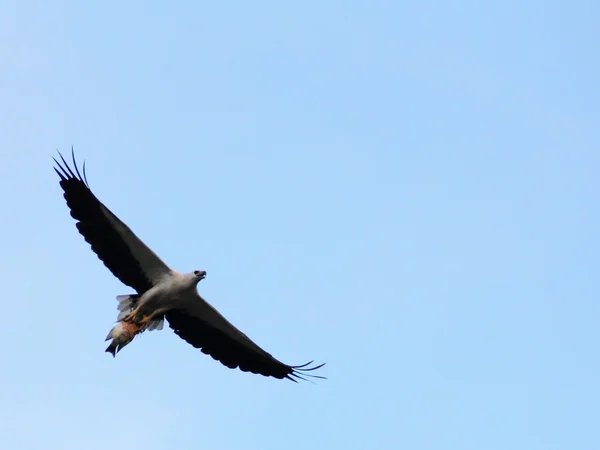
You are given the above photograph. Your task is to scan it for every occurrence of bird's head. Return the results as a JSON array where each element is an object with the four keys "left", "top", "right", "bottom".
[{"left": 192, "top": 270, "right": 207, "bottom": 283}]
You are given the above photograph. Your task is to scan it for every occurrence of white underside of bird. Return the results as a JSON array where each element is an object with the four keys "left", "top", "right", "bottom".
[{"left": 105, "top": 270, "right": 203, "bottom": 356}]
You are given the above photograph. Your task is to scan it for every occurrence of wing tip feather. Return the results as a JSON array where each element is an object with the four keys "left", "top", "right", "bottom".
[
  {"left": 53, "top": 147, "right": 90, "bottom": 187},
  {"left": 287, "top": 361, "right": 327, "bottom": 383}
]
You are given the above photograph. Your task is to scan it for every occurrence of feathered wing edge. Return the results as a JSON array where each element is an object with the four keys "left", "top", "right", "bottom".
[
  {"left": 286, "top": 361, "right": 327, "bottom": 383},
  {"left": 53, "top": 147, "right": 171, "bottom": 294},
  {"left": 166, "top": 309, "right": 326, "bottom": 383},
  {"left": 53, "top": 146, "right": 90, "bottom": 188}
]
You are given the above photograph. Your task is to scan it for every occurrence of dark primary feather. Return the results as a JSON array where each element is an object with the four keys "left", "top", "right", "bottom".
[
  {"left": 53, "top": 148, "right": 154, "bottom": 294},
  {"left": 166, "top": 310, "right": 326, "bottom": 382}
]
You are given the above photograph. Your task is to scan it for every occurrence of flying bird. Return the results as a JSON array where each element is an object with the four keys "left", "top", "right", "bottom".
[{"left": 53, "top": 149, "right": 325, "bottom": 382}]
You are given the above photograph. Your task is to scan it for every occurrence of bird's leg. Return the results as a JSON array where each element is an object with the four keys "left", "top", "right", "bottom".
[
  {"left": 122, "top": 304, "right": 147, "bottom": 324},
  {"left": 122, "top": 306, "right": 155, "bottom": 328},
  {"left": 138, "top": 314, "right": 154, "bottom": 326}
]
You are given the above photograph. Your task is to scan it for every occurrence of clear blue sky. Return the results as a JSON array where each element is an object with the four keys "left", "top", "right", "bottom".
[{"left": 1, "top": 1, "right": 599, "bottom": 449}]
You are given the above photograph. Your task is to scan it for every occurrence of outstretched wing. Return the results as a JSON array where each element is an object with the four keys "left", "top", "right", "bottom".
[
  {"left": 54, "top": 148, "right": 173, "bottom": 294},
  {"left": 166, "top": 293, "right": 325, "bottom": 382}
]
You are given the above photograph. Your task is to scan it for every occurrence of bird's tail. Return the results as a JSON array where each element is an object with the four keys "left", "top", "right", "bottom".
[
  {"left": 115, "top": 294, "right": 164, "bottom": 331},
  {"left": 116, "top": 294, "right": 140, "bottom": 321}
]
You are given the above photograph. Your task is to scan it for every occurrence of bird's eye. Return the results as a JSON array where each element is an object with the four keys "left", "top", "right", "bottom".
[{"left": 194, "top": 270, "right": 200, "bottom": 276}]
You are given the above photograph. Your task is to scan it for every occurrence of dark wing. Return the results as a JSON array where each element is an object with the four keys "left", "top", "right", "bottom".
[
  {"left": 54, "top": 148, "right": 173, "bottom": 294},
  {"left": 166, "top": 293, "right": 325, "bottom": 382}
]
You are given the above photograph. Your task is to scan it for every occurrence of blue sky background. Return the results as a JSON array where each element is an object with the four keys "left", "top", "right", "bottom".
[{"left": 1, "top": 1, "right": 599, "bottom": 449}]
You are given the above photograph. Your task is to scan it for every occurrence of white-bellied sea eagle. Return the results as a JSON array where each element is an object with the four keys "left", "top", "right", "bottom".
[{"left": 53, "top": 149, "right": 325, "bottom": 383}]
